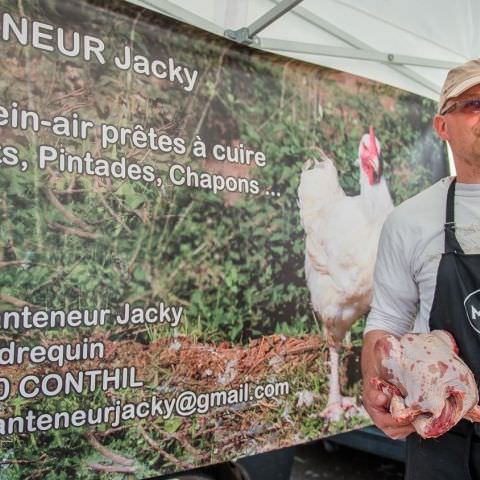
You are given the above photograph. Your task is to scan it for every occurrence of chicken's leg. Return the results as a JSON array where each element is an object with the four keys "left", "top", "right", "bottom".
[{"left": 321, "top": 346, "right": 356, "bottom": 421}]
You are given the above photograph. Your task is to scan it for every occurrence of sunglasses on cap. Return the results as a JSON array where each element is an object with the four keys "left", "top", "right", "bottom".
[{"left": 441, "top": 98, "right": 480, "bottom": 115}]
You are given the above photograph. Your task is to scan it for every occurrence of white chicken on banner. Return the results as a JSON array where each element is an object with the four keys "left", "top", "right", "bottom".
[{"left": 298, "top": 127, "right": 393, "bottom": 420}]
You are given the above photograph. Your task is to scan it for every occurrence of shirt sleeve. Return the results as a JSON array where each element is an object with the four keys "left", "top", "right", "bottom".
[{"left": 364, "top": 212, "right": 419, "bottom": 337}]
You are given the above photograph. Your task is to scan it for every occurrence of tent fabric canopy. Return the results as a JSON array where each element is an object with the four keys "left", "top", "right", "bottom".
[{"left": 124, "top": 0, "right": 476, "bottom": 102}]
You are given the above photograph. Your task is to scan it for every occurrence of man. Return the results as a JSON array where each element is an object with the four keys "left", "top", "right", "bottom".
[{"left": 362, "top": 58, "right": 480, "bottom": 479}]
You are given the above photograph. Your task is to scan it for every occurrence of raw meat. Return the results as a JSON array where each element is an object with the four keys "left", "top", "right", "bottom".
[{"left": 371, "top": 330, "right": 480, "bottom": 438}]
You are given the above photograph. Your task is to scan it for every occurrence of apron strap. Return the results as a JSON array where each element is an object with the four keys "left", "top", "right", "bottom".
[{"left": 445, "top": 178, "right": 464, "bottom": 254}]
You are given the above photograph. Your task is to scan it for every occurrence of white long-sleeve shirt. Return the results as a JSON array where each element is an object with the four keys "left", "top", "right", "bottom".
[{"left": 365, "top": 177, "right": 480, "bottom": 337}]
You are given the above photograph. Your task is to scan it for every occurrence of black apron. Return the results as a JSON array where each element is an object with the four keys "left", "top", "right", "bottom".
[{"left": 406, "top": 179, "right": 480, "bottom": 480}]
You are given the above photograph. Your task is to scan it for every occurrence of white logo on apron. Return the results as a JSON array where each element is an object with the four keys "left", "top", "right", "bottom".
[{"left": 464, "top": 289, "right": 480, "bottom": 334}]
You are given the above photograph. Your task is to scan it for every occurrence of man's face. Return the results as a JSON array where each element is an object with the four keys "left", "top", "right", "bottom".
[{"left": 434, "top": 84, "right": 480, "bottom": 169}]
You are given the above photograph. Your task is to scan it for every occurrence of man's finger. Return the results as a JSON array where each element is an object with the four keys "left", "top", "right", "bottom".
[
  {"left": 370, "top": 410, "right": 416, "bottom": 435},
  {"left": 365, "top": 401, "right": 414, "bottom": 430}
]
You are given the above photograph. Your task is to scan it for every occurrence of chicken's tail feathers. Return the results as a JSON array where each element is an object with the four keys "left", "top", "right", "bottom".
[
  {"left": 302, "top": 147, "right": 332, "bottom": 170},
  {"left": 298, "top": 152, "right": 344, "bottom": 230},
  {"left": 301, "top": 158, "right": 319, "bottom": 172}
]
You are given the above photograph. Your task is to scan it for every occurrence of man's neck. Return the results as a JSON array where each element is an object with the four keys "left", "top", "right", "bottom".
[{"left": 454, "top": 160, "right": 480, "bottom": 184}]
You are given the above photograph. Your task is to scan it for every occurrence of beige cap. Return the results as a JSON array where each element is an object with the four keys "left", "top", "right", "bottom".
[{"left": 438, "top": 59, "right": 480, "bottom": 114}]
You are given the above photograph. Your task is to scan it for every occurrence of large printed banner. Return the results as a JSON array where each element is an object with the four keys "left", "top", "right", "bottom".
[{"left": 0, "top": 0, "right": 447, "bottom": 478}]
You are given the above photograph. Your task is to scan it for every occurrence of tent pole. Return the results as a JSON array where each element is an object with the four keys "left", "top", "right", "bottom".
[
  {"left": 225, "top": 0, "right": 303, "bottom": 44},
  {"left": 248, "top": 0, "right": 303, "bottom": 37},
  {"left": 260, "top": 39, "right": 457, "bottom": 70}
]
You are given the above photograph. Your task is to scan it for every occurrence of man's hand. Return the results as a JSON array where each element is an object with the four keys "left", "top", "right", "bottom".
[
  {"left": 361, "top": 330, "right": 415, "bottom": 439},
  {"left": 363, "top": 378, "right": 415, "bottom": 439}
]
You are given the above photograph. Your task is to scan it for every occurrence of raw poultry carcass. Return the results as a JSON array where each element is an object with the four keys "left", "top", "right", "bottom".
[
  {"left": 298, "top": 127, "right": 393, "bottom": 420},
  {"left": 372, "top": 330, "right": 480, "bottom": 438}
]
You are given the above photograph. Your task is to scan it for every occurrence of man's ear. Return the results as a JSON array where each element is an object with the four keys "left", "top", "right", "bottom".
[{"left": 433, "top": 114, "right": 448, "bottom": 141}]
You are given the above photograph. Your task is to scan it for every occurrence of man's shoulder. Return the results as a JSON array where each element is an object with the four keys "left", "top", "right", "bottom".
[{"left": 385, "top": 177, "right": 450, "bottom": 231}]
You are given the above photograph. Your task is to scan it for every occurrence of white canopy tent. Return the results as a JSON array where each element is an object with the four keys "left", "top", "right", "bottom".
[
  {"left": 123, "top": 0, "right": 477, "bottom": 100},
  {"left": 124, "top": 0, "right": 474, "bottom": 171}
]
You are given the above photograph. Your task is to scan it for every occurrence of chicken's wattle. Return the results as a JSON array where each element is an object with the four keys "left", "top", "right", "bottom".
[
  {"left": 359, "top": 126, "right": 382, "bottom": 185},
  {"left": 372, "top": 330, "right": 480, "bottom": 438}
]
